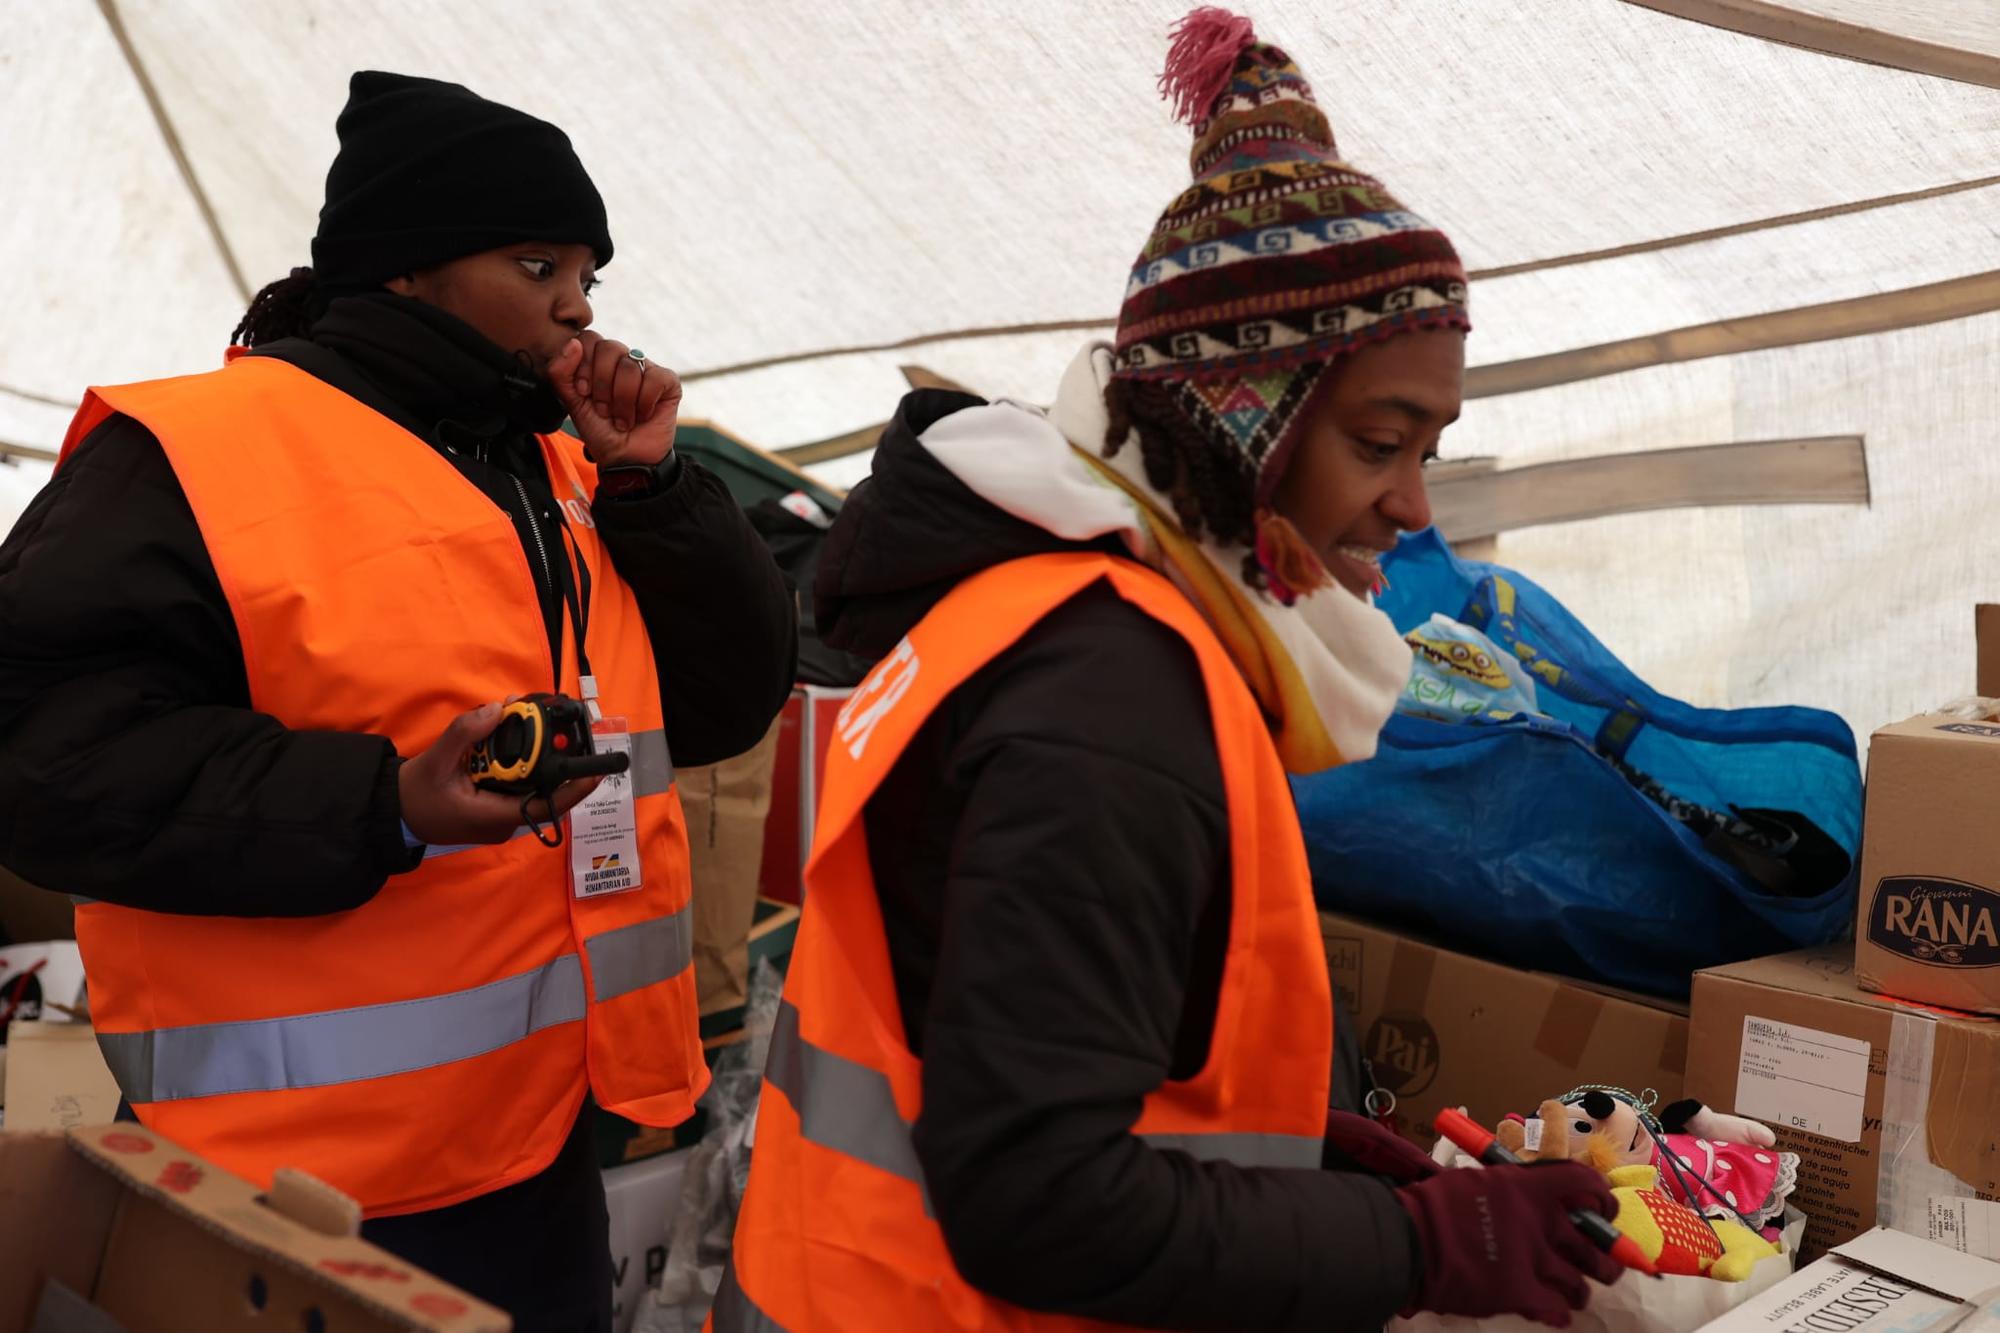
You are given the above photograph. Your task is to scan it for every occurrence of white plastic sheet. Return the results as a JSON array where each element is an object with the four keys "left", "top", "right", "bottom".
[{"left": 4, "top": 0, "right": 1999, "bottom": 743}]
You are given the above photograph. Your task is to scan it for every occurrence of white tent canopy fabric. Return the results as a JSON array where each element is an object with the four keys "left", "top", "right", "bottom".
[{"left": 5, "top": 0, "right": 1999, "bottom": 746}]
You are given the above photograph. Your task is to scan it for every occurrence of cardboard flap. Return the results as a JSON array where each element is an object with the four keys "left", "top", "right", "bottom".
[
  {"left": 66, "top": 1125, "right": 507, "bottom": 1332},
  {"left": 1835, "top": 1227, "right": 2000, "bottom": 1302},
  {"left": 267, "top": 1168, "right": 362, "bottom": 1239}
]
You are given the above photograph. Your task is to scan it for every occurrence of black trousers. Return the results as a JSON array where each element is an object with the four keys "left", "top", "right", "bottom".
[{"left": 363, "top": 1107, "right": 613, "bottom": 1333}]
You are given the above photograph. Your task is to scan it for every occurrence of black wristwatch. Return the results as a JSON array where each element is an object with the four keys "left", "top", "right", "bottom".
[{"left": 595, "top": 451, "right": 683, "bottom": 500}]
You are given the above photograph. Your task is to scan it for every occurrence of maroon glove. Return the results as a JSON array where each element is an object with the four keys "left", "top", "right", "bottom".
[
  {"left": 1397, "top": 1161, "right": 1627, "bottom": 1328},
  {"left": 1323, "top": 1110, "right": 1440, "bottom": 1183}
]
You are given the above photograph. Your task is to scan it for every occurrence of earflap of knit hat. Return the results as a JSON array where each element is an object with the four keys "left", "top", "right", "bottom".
[
  {"left": 1167, "top": 363, "right": 1326, "bottom": 495},
  {"left": 312, "top": 71, "right": 613, "bottom": 287}
]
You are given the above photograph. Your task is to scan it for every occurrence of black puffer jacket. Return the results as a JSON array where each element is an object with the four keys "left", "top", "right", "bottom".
[
  {"left": 814, "top": 390, "right": 1419, "bottom": 1332},
  {"left": 0, "top": 294, "right": 798, "bottom": 917}
]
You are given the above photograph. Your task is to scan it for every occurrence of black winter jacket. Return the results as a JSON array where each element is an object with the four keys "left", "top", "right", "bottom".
[
  {"left": 0, "top": 293, "right": 798, "bottom": 917},
  {"left": 814, "top": 390, "right": 1419, "bottom": 1332}
]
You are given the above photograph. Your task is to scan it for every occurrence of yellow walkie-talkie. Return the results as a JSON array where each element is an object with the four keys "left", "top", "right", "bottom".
[{"left": 466, "top": 693, "right": 628, "bottom": 846}]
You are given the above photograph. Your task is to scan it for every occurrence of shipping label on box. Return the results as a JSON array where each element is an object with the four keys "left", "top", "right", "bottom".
[
  {"left": 1926, "top": 1198, "right": 2000, "bottom": 1263},
  {"left": 1735, "top": 1015, "right": 1871, "bottom": 1143},
  {"left": 1688, "top": 947, "right": 2000, "bottom": 1264},
  {"left": 1855, "top": 715, "right": 2000, "bottom": 1015},
  {"left": 1320, "top": 913, "right": 1688, "bottom": 1147}
]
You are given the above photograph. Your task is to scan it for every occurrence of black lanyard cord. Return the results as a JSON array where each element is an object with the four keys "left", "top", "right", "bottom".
[{"left": 552, "top": 515, "right": 593, "bottom": 690}]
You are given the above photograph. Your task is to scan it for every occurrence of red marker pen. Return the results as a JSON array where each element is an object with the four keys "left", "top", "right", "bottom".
[{"left": 1434, "top": 1107, "right": 1660, "bottom": 1279}]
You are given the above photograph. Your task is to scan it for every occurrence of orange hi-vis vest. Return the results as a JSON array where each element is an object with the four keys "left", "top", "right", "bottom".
[
  {"left": 713, "top": 552, "right": 1334, "bottom": 1332},
  {"left": 60, "top": 355, "right": 707, "bottom": 1217}
]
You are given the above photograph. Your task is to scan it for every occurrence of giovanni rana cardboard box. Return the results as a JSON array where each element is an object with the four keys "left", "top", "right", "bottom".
[
  {"left": 1855, "top": 713, "right": 2000, "bottom": 1014},
  {"left": 1319, "top": 912, "right": 1688, "bottom": 1146},
  {"left": 1687, "top": 946, "right": 2000, "bottom": 1264},
  {"left": 0, "top": 1123, "right": 505, "bottom": 1333}
]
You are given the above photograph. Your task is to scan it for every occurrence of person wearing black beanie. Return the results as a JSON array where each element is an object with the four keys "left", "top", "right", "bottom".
[{"left": 0, "top": 71, "right": 799, "bottom": 1332}]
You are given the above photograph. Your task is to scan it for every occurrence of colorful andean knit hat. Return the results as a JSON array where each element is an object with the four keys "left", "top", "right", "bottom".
[{"left": 1113, "top": 9, "right": 1470, "bottom": 503}]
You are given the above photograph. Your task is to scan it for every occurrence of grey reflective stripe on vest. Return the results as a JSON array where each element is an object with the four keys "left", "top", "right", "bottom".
[
  {"left": 96, "top": 953, "right": 587, "bottom": 1104},
  {"left": 584, "top": 905, "right": 693, "bottom": 1002},
  {"left": 628, "top": 728, "right": 675, "bottom": 799},
  {"left": 762, "top": 1002, "right": 1319, "bottom": 1196},
  {"left": 423, "top": 828, "right": 536, "bottom": 860},
  {"left": 422, "top": 727, "right": 674, "bottom": 861},
  {"left": 710, "top": 1257, "right": 791, "bottom": 1333},
  {"left": 1138, "top": 1130, "right": 1323, "bottom": 1168},
  {"left": 765, "top": 1000, "right": 929, "bottom": 1198}
]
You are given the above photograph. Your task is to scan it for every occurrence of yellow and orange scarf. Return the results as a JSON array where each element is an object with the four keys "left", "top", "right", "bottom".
[{"left": 917, "top": 343, "right": 1411, "bottom": 774}]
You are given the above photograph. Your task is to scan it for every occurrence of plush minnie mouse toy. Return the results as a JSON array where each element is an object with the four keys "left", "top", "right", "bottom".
[{"left": 1509, "top": 1086, "right": 1798, "bottom": 1235}]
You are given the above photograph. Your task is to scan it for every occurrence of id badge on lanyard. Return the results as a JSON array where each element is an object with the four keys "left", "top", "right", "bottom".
[{"left": 568, "top": 675, "right": 643, "bottom": 897}]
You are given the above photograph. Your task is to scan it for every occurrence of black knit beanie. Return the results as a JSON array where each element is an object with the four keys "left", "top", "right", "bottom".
[{"left": 310, "top": 71, "right": 613, "bottom": 288}]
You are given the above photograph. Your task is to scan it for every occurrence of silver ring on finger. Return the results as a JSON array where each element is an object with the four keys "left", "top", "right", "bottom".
[{"left": 626, "top": 347, "right": 647, "bottom": 367}]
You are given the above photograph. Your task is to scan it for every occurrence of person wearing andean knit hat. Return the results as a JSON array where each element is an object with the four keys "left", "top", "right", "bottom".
[
  {"left": 715, "top": 10, "right": 1624, "bottom": 1333},
  {"left": 0, "top": 71, "right": 797, "bottom": 1331}
]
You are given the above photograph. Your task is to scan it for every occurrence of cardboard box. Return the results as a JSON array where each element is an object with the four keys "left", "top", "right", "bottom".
[
  {"left": 697, "top": 897, "right": 800, "bottom": 1052},
  {"left": 1319, "top": 912, "right": 1689, "bottom": 1148},
  {"left": 1977, "top": 603, "right": 2000, "bottom": 699},
  {"left": 1686, "top": 946, "right": 2000, "bottom": 1263},
  {"left": 605, "top": 1147, "right": 692, "bottom": 1333},
  {"left": 758, "top": 686, "right": 851, "bottom": 906},
  {"left": 682, "top": 715, "right": 782, "bottom": 1017},
  {"left": 0, "top": 1123, "right": 505, "bottom": 1333},
  {"left": 1700, "top": 1226, "right": 2000, "bottom": 1333},
  {"left": 2, "top": 1021, "right": 119, "bottom": 1131},
  {"left": 1854, "top": 714, "right": 2000, "bottom": 1015}
]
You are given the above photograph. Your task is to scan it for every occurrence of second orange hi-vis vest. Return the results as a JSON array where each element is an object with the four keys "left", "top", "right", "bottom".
[
  {"left": 713, "top": 551, "right": 1333, "bottom": 1331},
  {"left": 60, "top": 355, "right": 707, "bottom": 1216}
]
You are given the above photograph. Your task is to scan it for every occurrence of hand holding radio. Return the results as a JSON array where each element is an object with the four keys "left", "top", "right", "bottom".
[{"left": 399, "top": 700, "right": 611, "bottom": 850}]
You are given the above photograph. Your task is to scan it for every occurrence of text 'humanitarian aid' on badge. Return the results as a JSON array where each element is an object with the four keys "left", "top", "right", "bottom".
[
  {"left": 570, "top": 723, "right": 641, "bottom": 897},
  {"left": 1736, "top": 1016, "right": 1870, "bottom": 1143}
]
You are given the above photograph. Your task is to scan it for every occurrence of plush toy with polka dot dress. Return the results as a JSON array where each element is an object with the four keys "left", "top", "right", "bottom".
[{"left": 1493, "top": 1090, "right": 1796, "bottom": 1282}]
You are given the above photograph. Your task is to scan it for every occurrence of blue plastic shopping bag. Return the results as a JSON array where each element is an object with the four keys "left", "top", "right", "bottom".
[{"left": 1294, "top": 529, "right": 1861, "bottom": 997}]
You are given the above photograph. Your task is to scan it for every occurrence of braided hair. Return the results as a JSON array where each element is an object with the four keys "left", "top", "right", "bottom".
[
  {"left": 231, "top": 267, "right": 323, "bottom": 348},
  {"left": 1103, "top": 376, "right": 1273, "bottom": 591},
  {"left": 1102, "top": 377, "right": 1260, "bottom": 546}
]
